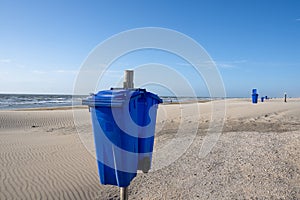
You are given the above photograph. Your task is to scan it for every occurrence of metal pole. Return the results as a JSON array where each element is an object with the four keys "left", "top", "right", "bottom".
[
  {"left": 119, "top": 69, "right": 133, "bottom": 200},
  {"left": 120, "top": 187, "right": 128, "bottom": 200},
  {"left": 123, "top": 70, "right": 134, "bottom": 89}
]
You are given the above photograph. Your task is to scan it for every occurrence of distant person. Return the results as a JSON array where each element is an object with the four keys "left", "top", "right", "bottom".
[{"left": 284, "top": 93, "right": 287, "bottom": 103}]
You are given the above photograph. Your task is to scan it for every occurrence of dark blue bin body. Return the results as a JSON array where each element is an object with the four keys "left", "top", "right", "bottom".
[
  {"left": 261, "top": 97, "right": 264, "bottom": 102},
  {"left": 252, "top": 88, "right": 258, "bottom": 104},
  {"left": 135, "top": 93, "right": 162, "bottom": 172},
  {"left": 83, "top": 89, "right": 162, "bottom": 187},
  {"left": 252, "top": 94, "right": 258, "bottom": 104}
]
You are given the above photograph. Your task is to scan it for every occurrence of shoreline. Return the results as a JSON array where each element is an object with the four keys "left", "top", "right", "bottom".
[{"left": 1, "top": 97, "right": 298, "bottom": 112}]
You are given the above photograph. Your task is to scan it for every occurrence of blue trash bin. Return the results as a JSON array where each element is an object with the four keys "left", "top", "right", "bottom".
[
  {"left": 83, "top": 88, "right": 162, "bottom": 187},
  {"left": 252, "top": 94, "right": 258, "bottom": 104},
  {"left": 251, "top": 88, "right": 258, "bottom": 104},
  {"left": 261, "top": 97, "right": 264, "bottom": 102}
]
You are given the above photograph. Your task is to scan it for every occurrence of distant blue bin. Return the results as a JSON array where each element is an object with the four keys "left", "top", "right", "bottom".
[
  {"left": 261, "top": 97, "right": 264, "bottom": 102},
  {"left": 83, "top": 89, "right": 162, "bottom": 187},
  {"left": 252, "top": 94, "right": 258, "bottom": 104},
  {"left": 251, "top": 88, "right": 258, "bottom": 104}
]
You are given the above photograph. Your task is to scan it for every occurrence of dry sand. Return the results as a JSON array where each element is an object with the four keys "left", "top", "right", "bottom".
[{"left": 1, "top": 98, "right": 300, "bottom": 199}]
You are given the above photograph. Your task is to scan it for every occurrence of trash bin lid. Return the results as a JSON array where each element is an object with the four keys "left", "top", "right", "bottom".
[{"left": 82, "top": 89, "right": 162, "bottom": 107}]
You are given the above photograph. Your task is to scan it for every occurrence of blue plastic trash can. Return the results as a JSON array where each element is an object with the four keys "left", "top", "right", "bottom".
[
  {"left": 251, "top": 88, "right": 258, "bottom": 104},
  {"left": 252, "top": 94, "right": 258, "bottom": 104},
  {"left": 83, "top": 89, "right": 162, "bottom": 187}
]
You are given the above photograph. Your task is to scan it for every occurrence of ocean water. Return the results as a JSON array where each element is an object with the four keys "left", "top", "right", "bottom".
[
  {"left": 0, "top": 94, "right": 87, "bottom": 110},
  {"left": 0, "top": 94, "right": 216, "bottom": 110}
]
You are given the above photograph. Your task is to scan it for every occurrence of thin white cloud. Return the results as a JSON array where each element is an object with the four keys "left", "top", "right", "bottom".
[
  {"left": 177, "top": 60, "right": 216, "bottom": 66},
  {"left": 101, "top": 70, "right": 124, "bottom": 78},
  {"left": 217, "top": 60, "right": 247, "bottom": 64},
  {"left": 32, "top": 69, "right": 79, "bottom": 74},
  {"left": 32, "top": 70, "right": 46, "bottom": 74},
  {"left": 176, "top": 62, "right": 192, "bottom": 67},
  {"left": 16, "top": 64, "right": 25, "bottom": 68},
  {"left": 218, "top": 60, "right": 247, "bottom": 69},
  {"left": 296, "top": 18, "right": 300, "bottom": 21},
  {"left": 218, "top": 63, "right": 236, "bottom": 69},
  {"left": 0, "top": 59, "right": 11, "bottom": 63},
  {"left": 176, "top": 60, "right": 247, "bottom": 69},
  {"left": 53, "top": 70, "right": 78, "bottom": 74},
  {"left": 231, "top": 60, "right": 247, "bottom": 64}
]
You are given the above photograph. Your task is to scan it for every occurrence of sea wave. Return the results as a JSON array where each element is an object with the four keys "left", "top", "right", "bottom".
[{"left": 0, "top": 94, "right": 86, "bottom": 110}]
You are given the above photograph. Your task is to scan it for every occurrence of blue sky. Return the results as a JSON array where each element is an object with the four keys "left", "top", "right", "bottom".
[{"left": 0, "top": 0, "right": 300, "bottom": 97}]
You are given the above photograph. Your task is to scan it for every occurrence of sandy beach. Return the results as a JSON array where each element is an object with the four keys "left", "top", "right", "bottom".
[{"left": 1, "top": 98, "right": 300, "bottom": 199}]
